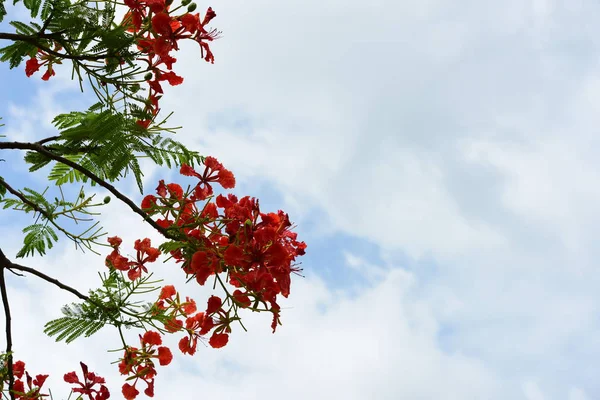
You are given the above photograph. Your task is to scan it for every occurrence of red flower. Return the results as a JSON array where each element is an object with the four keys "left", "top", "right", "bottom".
[
  {"left": 178, "top": 336, "right": 196, "bottom": 355},
  {"left": 142, "top": 330, "right": 162, "bottom": 346},
  {"left": 157, "top": 346, "right": 173, "bottom": 365},
  {"left": 156, "top": 218, "right": 173, "bottom": 228},
  {"left": 122, "top": 382, "right": 139, "bottom": 400},
  {"left": 64, "top": 362, "right": 110, "bottom": 400},
  {"left": 63, "top": 371, "right": 78, "bottom": 383},
  {"left": 190, "top": 250, "right": 220, "bottom": 285},
  {"left": 180, "top": 13, "right": 200, "bottom": 33},
  {"left": 217, "top": 168, "right": 236, "bottom": 189},
  {"left": 13, "top": 360, "right": 25, "bottom": 378},
  {"left": 202, "top": 7, "right": 217, "bottom": 26},
  {"left": 200, "top": 202, "right": 218, "bottom": 219},
  {"left": 41, "top": 66, "right": 55, "bottom": 81},
  {"left": 143, "top": 380, "right": 155, "bottom": 397},
  {"left": 106, "top": 250, "right": 130, "bottom": 271},
  {"left": 180, "top": 163, "right": 201, "bottom": 178},
  {"left": 161, "top": 71, "right": 183, "bottom": 86},
  {"left": 25, "top": 58, "right": 41, "bottom": 77},
  {"left": 159, "top": 285, "right": 176, "bottom": 300},
  {"left": 208, "top": 332, "right": 229, "bottom": 348},
  {"left": 182, "top": 297, "right": 197, "bottom": 315},
  {"left": 141, "top": 194, "right": 157, "bottom": 210},
  {"left": 233, "top": 290, "right": 251, "bottom": 308},
  {"left": 145, "top": 0, "right": 166, "bottom": 13},
  {"left": 136, "top": 119, "right": 152, "bottom": 129},
  {"left": 164, "top": 317, "right": 183, "bottom": 332},
  {"left": 13, "top": 380, "right": 24, "bottom": 394},
  {"left": 166, "top": 183, "right": 184, "bottom": 198},
  {"left": 107, "top": 236, "right": 122, "bottom": 248},
  {"left": 151, "top": 12, "right": 173, "bottom": 36},
  {"left": 224, "top": 245, "right": 248, "bottom": 267},
  {"left": 206, "top": 295, "right": 222, "bottom": 315}
]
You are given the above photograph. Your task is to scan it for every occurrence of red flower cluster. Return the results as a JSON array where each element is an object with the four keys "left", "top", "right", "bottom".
[
  {"left": 118, "top": 331, "right": 173, "bottom": 399},
  {"left": 24, "top": 46, "right": 62, "bottom": 80},
  {"left": 143, "top": 156, "right": 306, "bottom": 333},
  {"left": 2, "top": 360, "right": 49, "bottom": 400},
  {"left": 102, "top": 156, "right": 305, "bottom": 398},
  {"left": 24, "top": 0, "right": 220, "bottom": 132},
  {"left": 64, "top": 362, "right": 110, "bottom": 400},
  {"left": 121, "top": 0, "right": 219, "bottom": 127},
  {"left": 154, "top": 286, "right": 229, "bottom": 355},
  {"left": 2, "top": 360, "right": 110, "bottom": 400},
  {"left": 105, "top": 237, "right": 161, "bottom": 280}
]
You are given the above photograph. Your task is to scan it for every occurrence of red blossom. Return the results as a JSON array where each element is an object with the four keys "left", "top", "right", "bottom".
[
  {"left": 141, "top": 194, "right": 157, "bottom": 210},
  {"left": 25, "top": 58, "right": 41, "bottom": 77},
  {"left": 142, "top": 330, "right": 162, "bottom": 346},
  {"left": 157, "top": 347, "right": 173, "bottom": 366},
  {"left": 206, "top": 295, "right": 222, "bottom": 315},
  {"left": 122, "top": 383, "right": 139, "bottom": 400},
  {"left": 151, "top": 12, "right": 173, "bottom": 36},
  {"left": 164, "top": 317, "right": 183, "bottom": 332},
  {"left": 159, "top": 285, "right": 176, "bottom": 300},
  {"left": 64, "top": 362, "right": 110, "bottom": 400},
  {"left": 208, "top": 332, "right": 228, "bottom": 348},
  {"left": 182, "top": 298, "right": 197, "bottom": 315},
  {"left": 107, "top": 236, "right": 122, "bottom": 248},
  {"left": 13, "top": 360, "right": 25, "bottom": 379}
]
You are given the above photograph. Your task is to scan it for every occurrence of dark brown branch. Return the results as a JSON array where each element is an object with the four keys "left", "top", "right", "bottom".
[
  {"left": 4, "top": 262, "right": 90, "bottom": 303},
  {"left": 0, "top": 178, "right": 53, "bottom": 221},
  {"left": 0, "top": 249, "right": 121, "bottom": 321},
  {"left": 35, "top": 136, "right": 60, "bottom": 145},
  {"left": 0, "top": 251, "right": 14, "bottom": 400},
  {"left": 0, "top": 141, "right": 175, "bottom": 240}
]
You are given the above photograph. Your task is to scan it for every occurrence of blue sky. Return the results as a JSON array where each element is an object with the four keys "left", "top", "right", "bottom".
[{"left": 2, "top": 0, "right": 600, "bottom": 399}]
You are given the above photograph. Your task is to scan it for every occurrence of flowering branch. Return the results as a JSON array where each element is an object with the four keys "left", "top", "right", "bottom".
[{"left": 0, "top": 141, "right": 176, "bottom": 240}]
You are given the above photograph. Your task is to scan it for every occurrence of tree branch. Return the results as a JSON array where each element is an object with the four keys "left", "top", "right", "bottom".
[
  {"left": 0, "top": 177, "right": 96, "bottom": 247},
  {"left": 0, "top": 251, "right": 14, "bottom": 400},
  {"left": 0, "top": 248, "right": 123, "bottom": 318},
  {"left": 4, "top": 262, "right": 90, "bottom": 303},
  {"left": 0, "top": 141, "right": 176, "bottom": 240},
  {"left": 0, "top": 178, "right": 53, "bottom": 221}
]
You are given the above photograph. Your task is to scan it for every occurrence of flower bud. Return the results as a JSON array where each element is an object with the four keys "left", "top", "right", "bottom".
[
  {"left": 103, "top": 196, "right": 111, "bottom": 204},
  {"left": 181, "top": 0, "right": 191, "bottom": 5},
  {"left": 144, "top": 72, "right": 153, "bottom": 81},
  {"left": 187, "top": 2, "right": 197, "bottom": 12},
  {"left": 79, "top": 192, "right": 85, "bottom": 199}
]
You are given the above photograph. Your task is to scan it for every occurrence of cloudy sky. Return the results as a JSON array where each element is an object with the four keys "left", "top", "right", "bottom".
[{"left": 2, "top": 0, "right": 600, "bottom": 399}]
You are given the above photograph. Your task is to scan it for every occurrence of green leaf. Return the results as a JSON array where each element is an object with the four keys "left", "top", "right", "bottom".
[
  {"left": 16, "top": 223, "right": 58, "bottom": 258},
  {"left": 0, "top": 0, "right": 6, "bottom": 23},
  {"left": 0, "top": 41, "right": 37, "bottom": 69},
  {"left": 23, "top": 0, "right": 43, "bottom": 18},
  {"left": 48, "top": 153, "right": 85, "bottom": 184},
  {"left": 9, "top": 20, "right": 37, "bottom": 35}
]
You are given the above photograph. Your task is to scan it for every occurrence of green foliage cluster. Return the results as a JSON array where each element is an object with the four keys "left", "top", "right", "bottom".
[
  {"left": 0, "top": 0, "right": 206, "bottom": 258},
  {"left": 44, "top": 269, "right": 166, "bottom": 344}
]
